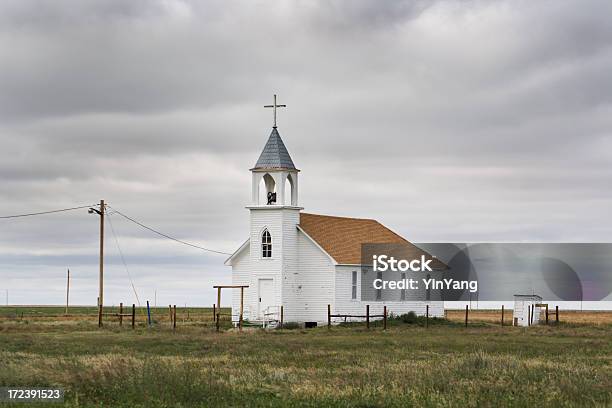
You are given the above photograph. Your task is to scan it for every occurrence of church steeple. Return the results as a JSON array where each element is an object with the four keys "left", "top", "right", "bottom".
[
  {"left": 252, "top": 127, "right": 297, "bottom": 171},
  {"left": 250, "top": 95, "right": 300, "bottom": 207},
  {"left": 250, "top": 127, "right": 299, "bottom": 207}
]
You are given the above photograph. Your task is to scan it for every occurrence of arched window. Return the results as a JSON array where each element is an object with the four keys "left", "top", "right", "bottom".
[
  {"left": 285, "top": 173, "right": 295, "bottom": 205},
  {"left": 261, "top": 229, "right": 272, "bottom": 258}
]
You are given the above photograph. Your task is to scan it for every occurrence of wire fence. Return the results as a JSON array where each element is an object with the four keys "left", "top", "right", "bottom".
[{"left": 0, "top": 305, "right": 231, "bottom": 328}]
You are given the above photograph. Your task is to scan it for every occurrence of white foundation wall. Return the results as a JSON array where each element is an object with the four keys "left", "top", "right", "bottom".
[{"left": 333, "top": 265, "right": 444, "bottom": 322}]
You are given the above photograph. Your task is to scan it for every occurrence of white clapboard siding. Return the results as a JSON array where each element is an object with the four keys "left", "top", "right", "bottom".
[
  {"left": 230, "top": 243, "right": 255, "bottom": 321},
  {"left": 230, "top": 207, "right": 301, "bottom": 322},
  {"left": 288, "top": 229, "right": 335, "bottom": 323},
  {"left": 248, "top": 208, "right": 284, "bottom": 315},
  {"left": 230, "top": 208, "right": 443, "bottom": 324},
  {"left": 280, "top": 209, "right": 301, "bottom": 322},
  {"left": 513, "top": 295, "right": 542, "bottom": 327}
]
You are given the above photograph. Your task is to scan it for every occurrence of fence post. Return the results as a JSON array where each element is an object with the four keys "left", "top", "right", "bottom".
[
  {"left": 239, "top": 287, "right": 244, "bottom": 332},
  {"left": 556, "top": 306, "right": 559, "bottom": 324},
  {"left": 383, "top": 306, "right": 387, "bottom": 331},
  {"left": 216, "top": 287, "right": 221, "bottom": 333},
  {"left": 131, "top": 304, "right": 135, "bottom": 329},
  {"left": 98, "top": 303, "right": 103, "bottom": 328},
  {"left": 280, "top": 305, "right": 284, "bottom": 329},
  {"left": 366, "top": 305, "right": 370, "bottom": 329},
  {"left": 501, "top": 305, "right": 504, "bottom": 327},
  {"left": 213, "top": 304, "right": 216, "bottom": 323},
  {"left": 545, "top": 305, "right": 549, "bottom": 325},
  {"left": 426, "top": 304, "right": 429, "bottom": 328},
  {"left": 465, "top": 305, "right": 468, "bottom": 327},
  {"left": 119, "top": 303, "right": 123, "bottom": 327},
  {"left": 169, "top": 304, "right": 173, "bottom": 327},
  {"left": 173, "top": 305, "right": 177, "bottom": 332},
  {"left": 327, "top": 304, "right": 331, "bottom": 329},
  {"left": 146, "top": 301, "right": 151, "bottom": 327}
]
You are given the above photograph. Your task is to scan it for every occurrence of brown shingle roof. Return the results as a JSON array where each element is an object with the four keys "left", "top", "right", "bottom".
[{"left": 298, "top": 213, "right": 446, "bottom": 268}]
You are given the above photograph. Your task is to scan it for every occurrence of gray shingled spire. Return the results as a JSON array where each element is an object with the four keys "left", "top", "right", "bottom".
[{"left": 253, "top": 128, "right": 297, "bottom": 170}]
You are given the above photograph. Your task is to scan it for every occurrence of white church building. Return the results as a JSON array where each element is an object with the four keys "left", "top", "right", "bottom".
[{"left": 225, "top": 122, "right": 445, "bottom": 326}]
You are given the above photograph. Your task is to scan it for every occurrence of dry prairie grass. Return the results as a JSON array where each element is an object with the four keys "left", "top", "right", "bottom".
[
  {"left": 0, "top": 313, "right": 610, "bottom": 407},
  {"left": 445, "top": 309, "right": 612, "bottom": 325}
]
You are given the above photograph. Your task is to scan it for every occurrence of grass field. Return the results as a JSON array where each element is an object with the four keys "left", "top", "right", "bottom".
[{"left": 0, "top": 307, "right": 610, "bottom": 407}]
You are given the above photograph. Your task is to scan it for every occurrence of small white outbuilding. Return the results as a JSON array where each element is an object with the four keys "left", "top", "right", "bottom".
[{"left": 513, "top": 294, "right": 542, "bottom": 326}]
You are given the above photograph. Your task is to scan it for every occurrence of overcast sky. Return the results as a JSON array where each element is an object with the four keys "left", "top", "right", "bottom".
[{"left": 1, "top": 0, "right": 611, "bottom": 306}]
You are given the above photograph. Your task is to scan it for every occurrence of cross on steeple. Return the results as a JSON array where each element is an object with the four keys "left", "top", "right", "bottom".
[{"left": 264, "top": 94, "right": 286, "bottom": 128}]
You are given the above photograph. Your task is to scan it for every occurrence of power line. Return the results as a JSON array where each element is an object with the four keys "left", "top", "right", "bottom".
[
  {"left": 0, "top": 204, "right": 97, "bottom": 219},
  {"left": 108, "top": 206, "right": 232, "bottom": 256},
  {"left": 106, "top": 212, "right": 142, "bottom": 308}
]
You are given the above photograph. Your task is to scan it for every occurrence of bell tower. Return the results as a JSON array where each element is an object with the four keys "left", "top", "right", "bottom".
[
  {"left": 250, "top": 127, "right": 299, "bottom": 208},
  {"left": 245, "top": 95, "right": 301, "bottom": 320}
]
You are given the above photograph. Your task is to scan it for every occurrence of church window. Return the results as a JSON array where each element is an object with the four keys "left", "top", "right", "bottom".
[
  {"left": 376, "top": 271, "right": 382, "bottom": 300},
  {"left": 400, "top": 272, "right": 406, "bottom": 301},
  {"left": 261, "top": 229, "right": 272, "bottom": 258},
  {"left": 351, "top": 271, "right": 357, "bottom": 299}
]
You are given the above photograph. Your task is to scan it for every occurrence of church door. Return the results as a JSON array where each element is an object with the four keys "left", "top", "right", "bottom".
[{"left": 257, "top": 278, "right": 274, "bottom": 319}]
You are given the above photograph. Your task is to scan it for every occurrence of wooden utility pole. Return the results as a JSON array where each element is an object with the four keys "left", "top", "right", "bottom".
[
  {"left": 65, "top": 268, "right": 70, "bottom": 315},
  {"left": 99, "top": 199, "right": 105, "bottom": 310},
  {"left": 90, "top": 200, "right": 105, "bottom": 327}
]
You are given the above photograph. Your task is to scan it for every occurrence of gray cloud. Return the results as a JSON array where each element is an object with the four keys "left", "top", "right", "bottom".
[{"left": 1, "top": 0, "right": 611, "bottom": 305}]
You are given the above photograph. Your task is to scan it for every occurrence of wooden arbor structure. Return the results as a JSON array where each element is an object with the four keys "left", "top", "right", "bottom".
[
  {"left": 534, "top": 303, "right": 559, "bottom": 325},
  {"left": 213, "top": 285, "right": 249, "bottom": 332}
]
